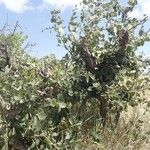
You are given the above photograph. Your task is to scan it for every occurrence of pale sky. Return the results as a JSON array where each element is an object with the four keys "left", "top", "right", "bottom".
[{"left": 0, "top": 0, "right": 150, "bottom": 58}]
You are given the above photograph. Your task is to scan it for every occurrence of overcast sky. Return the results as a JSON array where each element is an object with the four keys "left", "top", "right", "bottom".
[{"left": 0, "top": 0, "right": 150, "bottom": 58}]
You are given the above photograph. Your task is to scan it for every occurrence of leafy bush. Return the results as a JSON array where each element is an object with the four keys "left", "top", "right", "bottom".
[{"left": 0, "top": 0, "right": 150, "bottom": 149}]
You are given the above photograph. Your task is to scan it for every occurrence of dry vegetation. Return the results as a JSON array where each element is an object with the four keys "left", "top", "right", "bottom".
[{"left": 78, "top": 93, "right": 150, "bottom": 150}]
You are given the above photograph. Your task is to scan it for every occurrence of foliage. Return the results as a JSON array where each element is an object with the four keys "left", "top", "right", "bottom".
[
  {"left": 50, "top": 0, "right": 150, "bottom": 123},
  {"left": 0, "top": 0, "right": 150, "bottom": 149}
]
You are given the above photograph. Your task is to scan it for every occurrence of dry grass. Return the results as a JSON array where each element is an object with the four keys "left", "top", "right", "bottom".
[{"left": 77, "top": 102, "right": 150, "bottom": 150}]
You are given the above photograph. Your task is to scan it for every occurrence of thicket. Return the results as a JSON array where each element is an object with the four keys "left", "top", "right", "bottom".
[{"left": 0, "top": 0, "right": 150, "bottom": 149}]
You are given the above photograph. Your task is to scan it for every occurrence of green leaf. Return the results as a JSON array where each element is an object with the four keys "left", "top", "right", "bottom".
[
  {"left": 128, "top": 0, "right": 137, "bottom": 6},
  {"left": 65, "top": 131, "right": 72, "bottom": 140},
  {"left": 93, "top": 83, "right": 99, "bottom": 88},
  {"left": 50, "top": 99, "right": 59, "bottom": 107},
  {"left": 37, "top": 110, "right": 47, "bottom": 120},
  {"left": 14, "top": 95, "right": 22, "bottom": 101},
  {"left": 35, "top": 139, "right": 40, "bottom": 146},
  {"left": 59, "top": 102, "right": 66, "bottom": 108}
]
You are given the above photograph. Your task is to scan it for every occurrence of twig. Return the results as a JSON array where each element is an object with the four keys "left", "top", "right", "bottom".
[{"left": 128, "top": 16, "right": 148, "bottom": 31}]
